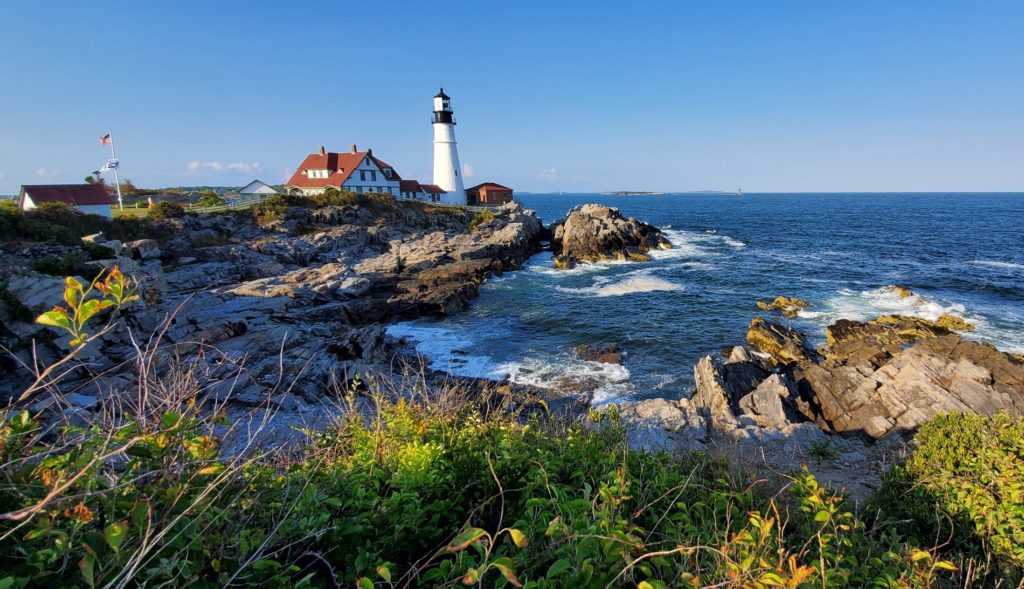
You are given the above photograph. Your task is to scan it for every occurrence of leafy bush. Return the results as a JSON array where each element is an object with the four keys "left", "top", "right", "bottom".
[
  {"left": 0, "top": 388, "right": 960, "bottom": 587},
  {"left": 469, "top": 209, "right": 495, "bottom": 232},
  {"left": 148, "top": 200, "right": 186, "bottom": 220},
  {"left": 871, "top": 413, "right": 1024, "bottom": 582},
  {"left": 80, "top": 240, "right": 115, "bottom": 260},
  {"left": 31, "top": 251, "right": 96, "bottom": 277},
  {"left": 0, "top": 200, "right": 158, "bottom": 244}
]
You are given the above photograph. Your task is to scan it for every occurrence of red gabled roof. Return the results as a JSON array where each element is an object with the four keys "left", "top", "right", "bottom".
[
  {"left": 399, "top": 179, "right": 422, "bottom": 192},
  {"left": 466, "top": 182, "right": 513, "bottom": 192},
  {"left": 421, "top": 184, "right": 446, "bottom": 194},
  {"left": 284, "top": 149, "right": 401, "bottom": 189},
  {"left": 20, "top": 184, "right": 115, "bottom": 208}
]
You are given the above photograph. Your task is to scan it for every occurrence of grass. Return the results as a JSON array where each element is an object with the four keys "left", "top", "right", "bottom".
[{"left": 111, "top": 206, "right": 150, "bottom": 219}]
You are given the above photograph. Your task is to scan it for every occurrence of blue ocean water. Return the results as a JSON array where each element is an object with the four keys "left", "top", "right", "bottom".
[{"left": 390, "top": 193, "right": 1024, "bottom": 404}]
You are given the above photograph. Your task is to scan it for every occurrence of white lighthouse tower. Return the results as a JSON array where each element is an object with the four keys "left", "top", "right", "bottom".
[{"left": 432, "top": 88, "right": 466, "bottom": 204}]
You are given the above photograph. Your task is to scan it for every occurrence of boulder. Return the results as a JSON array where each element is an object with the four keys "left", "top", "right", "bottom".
[
  {"left": 614, "top": 398, "right": 707, "bottom": 452},
  {"left": 126, "top": 239, "right": 161, "bottom": 260},
  {"left": 746, "top": 318, "right": 813, "bottom": 365},
  {"left": 575, "top": 342, "right": 623, "bottom": 364},
  {"left": 737, "top": 374, "right": 799, "bottom": 429},
  {"left": 755, "top": 295, "right": 809, "bottom": 317},
  {"left": 549, "top": 204, "right": 670, "bottom": 269}
]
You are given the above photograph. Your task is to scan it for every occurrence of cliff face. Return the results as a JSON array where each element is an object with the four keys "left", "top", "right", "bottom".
[
  {"left": 549, "top": 204, "right": 671, "bottom": 269},
  {"left": 0, "top": 201, "right": 544, "bottom": 421}
]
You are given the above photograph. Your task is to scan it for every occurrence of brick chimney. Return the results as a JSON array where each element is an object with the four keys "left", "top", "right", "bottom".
[
  {"left": 351, "top": 144, "right": 357, "bottom": 154},
  {"left": 318, "top": 146, "right": 325, "bottom": 155}
]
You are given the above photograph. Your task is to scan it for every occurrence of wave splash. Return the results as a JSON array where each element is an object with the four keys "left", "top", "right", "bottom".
[
  {"left": 555, "top": 269, "right": 684, "bottom": 297},
  {"left": 969, "top": 260, "right": 1024, "bottom": 271}
]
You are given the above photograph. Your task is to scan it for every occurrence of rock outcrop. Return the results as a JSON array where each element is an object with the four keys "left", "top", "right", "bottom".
[
  {"left": 0, "top": 201, "right": 545, "bottom": 410},
  {"left": 575, "top": 342, "right": 623, "bottom": 364},
  {"left": 736, "top": 315, "right": 1024, "bottom": 439},
  {"left": 549, "top": 204, "right": 670, "bottom": 269}
]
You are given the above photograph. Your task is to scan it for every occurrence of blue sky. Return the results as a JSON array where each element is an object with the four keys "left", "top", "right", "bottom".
[{"left": 1, "top": 1, "right": 1022, "bottom": 194}]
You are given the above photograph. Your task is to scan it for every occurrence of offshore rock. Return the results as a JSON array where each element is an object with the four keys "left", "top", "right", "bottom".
[
  {"left": 549, "top": 204, "right": 670, "bottom": 269},
  {"left": 755, "top": 295, "right": 809, "bottom": 318},
  {"left": 575, "top": 342, "right": 623, "bottom": 364}
]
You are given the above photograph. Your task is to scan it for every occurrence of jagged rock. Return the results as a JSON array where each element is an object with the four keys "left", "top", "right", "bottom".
[
  {"left": 799, "top": 329, "right": 1024, "bottom": 439},
  {"left": 746, "top": 318, "right": 813, "bottom": 365},
  {"left": 936, "top": 313, "right": 975, "bottom": 331},
  {"left": 126, "top": 239, "right": 161, "bottom": 260},
  {"left": 737, "top": 374, "right": 798, "bottom": 428},
  {"left": 575, "top": 342, "right": 623, "bottom": 364},
  {"left": 615, "top": 398, "right": 707, "bottom": 452},
  {"left": 691, "top": 350, "right": 770, "bottom": 424},
  {"left": 549, "top": 204, "right": 670, "bottom": 269},
  {"left": 755, "top": 295, "right": 809, "bottom": 317},
  {"left": 883, "top": 284, "right": 915, "bottom": 298}
]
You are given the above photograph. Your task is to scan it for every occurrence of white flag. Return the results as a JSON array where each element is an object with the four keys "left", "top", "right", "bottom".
[{"left": 100, "top": 158, "right": 119, "bottom": 172}]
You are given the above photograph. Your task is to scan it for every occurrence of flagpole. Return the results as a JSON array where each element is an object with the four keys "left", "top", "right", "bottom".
[{"left": 108, "top": 128, "right": 123, "bottom": 211}]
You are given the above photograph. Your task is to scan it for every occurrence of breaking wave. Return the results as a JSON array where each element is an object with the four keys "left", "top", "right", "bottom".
[
  {"left": 969, "top": 260, "right": 1024, "bottom": 271},
  {"left": 555, "top": 269, "right": 684, "bottom": 297}
]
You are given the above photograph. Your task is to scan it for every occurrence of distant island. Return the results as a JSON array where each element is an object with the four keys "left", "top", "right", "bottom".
[{"left": 600, "top": 191, "right": 665, "bottom": 195}]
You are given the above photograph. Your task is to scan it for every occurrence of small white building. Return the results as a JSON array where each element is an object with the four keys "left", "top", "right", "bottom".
[
  {"left": 18, "top": 184, "right": 116, "bottom": 217},
  {"left": 284, "top": 145, "right": 402, "bottom": 197},
  {"left": 239, "top": 179, "right": 278, "bottom": 197},
  {"left": 399, "top": 179, "right": 448, "bottom": 202}
]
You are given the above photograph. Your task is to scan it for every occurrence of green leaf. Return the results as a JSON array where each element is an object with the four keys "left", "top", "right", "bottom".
[
  {"left": 507, "top": 528, "right": 528, "bottom": 548},
  {"left": 814, "top": 510, "right": 830, "bottom": 522},
  {"left": 35, "top": 310, "right": 71, "bottom": 329},
  {"left": 461, "top": 567, "right": 479, "bottom": 585},
  {"left": 446, "top": 527, "right": 487, "bottom": 552},
  {"left": 79, "top": 551, "right": 96, "bottom": 588},
  {"left": 490, "top": 557, "right": 522, "bottom": 588},
  {"left": 357, "top": 577, "right": 375, "bottom": 589},
  {"left": 104, "top": 521, "right": 128, "bottom": 552},
  {"left": 132, "top": 500, "right": 151, "bottom": 529},
  {"left": 160, "top": 411, "right": 181, "bottom": 429},
  {"left": 638, "top": 582, "right": 655, "bottom": 589},
  {"left": 546, "top": 558, "right": 572, "bottom": 580},
  {"left": 75, "top": 299, "right": 103, "bottom": 325},
  {"left": 0, "top": 576, "right": 15, "bottom": 589},
  {"left": 197, "top": 463, "right": 225, "bottom": 476},
  {"left": 376, "top": 565, "right": 391, "bottom": 583}
]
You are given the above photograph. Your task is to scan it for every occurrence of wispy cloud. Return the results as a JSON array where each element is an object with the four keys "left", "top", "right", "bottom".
[
  {"left": 537, "top": 167, "right": 558, "bottom": 180},
  {"left": 186, "top": 160, "right": 261, "bottom": 173},
  {"left": 36, "top": 167, "right": 62, "bottom": 179},
  {"left": 462, "top": 162, "right": 474, "bottom": 178}
]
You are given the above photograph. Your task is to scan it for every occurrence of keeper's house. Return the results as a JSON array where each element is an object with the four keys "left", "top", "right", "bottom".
[
  {"left": 466, "top": 182, "right": 514, "bottom": 206},
  {"left": 284, "top": 145, "right": 402, "bottom": 197},
  {"left": 18, "top": 184, "right": 116, "bottom": 217}
]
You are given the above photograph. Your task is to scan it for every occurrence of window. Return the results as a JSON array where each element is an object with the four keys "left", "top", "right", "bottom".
[
  {"left": 359, "top": 171, "right": 366, "bottom": 181},
  {"left": 370, "top": 171, "right": 376, "bottom": 181}
]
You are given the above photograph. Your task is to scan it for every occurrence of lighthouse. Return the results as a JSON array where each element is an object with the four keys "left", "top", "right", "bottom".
[{"left": 432, "top": 88, "right": 466, "bottom": 204}]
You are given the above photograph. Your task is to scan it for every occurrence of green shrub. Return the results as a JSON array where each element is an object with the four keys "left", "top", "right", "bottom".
[
  {"left": 31, "top": 251, "right": 96, "bottom": 277},
  {"left": 469, "top": 209, "right": 495, "bottom": 231},
  {"left": 81, "top": 240, "right": 115, "bottom": 260},
  {"left": 871, "top": 413, "right": 1024, "bottom": 581},
  {"left": 0, "top": 200, "right": 159, "bottom": 245},
  {"left": 148, "top": 200, "right": 185, "bottom": 220}
]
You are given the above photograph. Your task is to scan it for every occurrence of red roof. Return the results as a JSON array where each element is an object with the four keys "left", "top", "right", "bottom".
[
  {"left": 20, "top": 184, "right": 115, "bottom": 208},
  {"left": 421, "top": 184, "right": 446, "bottom": 194},
  {"left": 284, "top": 149, "right": 400, "bottom": 189},
  {"left": 466, "top": 182, "right": 513, "bottom": 192},
  {"left": 399, "top": 179, "right": 422, "bottom": 192}
]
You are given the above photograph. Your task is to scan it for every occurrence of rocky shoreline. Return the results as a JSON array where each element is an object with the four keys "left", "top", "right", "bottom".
[{"left": 2, "top": 201, "right": 1022, "bottom": 499}]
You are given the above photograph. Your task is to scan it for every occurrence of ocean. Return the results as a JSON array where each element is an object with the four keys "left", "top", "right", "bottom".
[{"left": 389, "top": 193, "right": 1024, "bottom": 405}]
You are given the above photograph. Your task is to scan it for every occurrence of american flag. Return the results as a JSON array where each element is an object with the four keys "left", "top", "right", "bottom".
[{"left": 99, "top": 133, "right": 111, "bottom": 145}]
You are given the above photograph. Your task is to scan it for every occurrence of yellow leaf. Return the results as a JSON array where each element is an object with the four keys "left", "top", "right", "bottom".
[
  {"left": 933, "top": 560, "right": 958, "bottom": 571},
  {"left": 508, "top": 528, "right": 528, "bottom": 548}
]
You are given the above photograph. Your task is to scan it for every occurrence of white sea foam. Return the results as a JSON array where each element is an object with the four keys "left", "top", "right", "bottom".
[
  {"left": 555, "top": 269, "right": 684, "bottom": 297},
  {"left": 803, "top": 286, "right": 1024, "bottom": 353},
  {"left": 386, "top": 322, "right": 499, "bottom": 378},
  {"left": 494, "top": 356, "right": 633, "bottom": 405},
  {"left": 387, "top": 322, "right": 636, "bottom": 403},
  {"left": 969, "top": 260, "right": 1024, "bottom": 271},
  {"left": 721, "top": 236, "right": 746, "bottom": 248}
]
